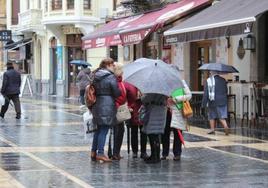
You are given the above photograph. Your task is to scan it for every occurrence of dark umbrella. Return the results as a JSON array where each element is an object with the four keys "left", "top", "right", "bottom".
[
  {"left": 198, "top": 63, "right": 239, "bottom": 73},
  {"left": 123, "top": 58, "right": 183, "bottom": 96},
  {"left": 69, "top": 60, "right": 92, "bottom": 67}
]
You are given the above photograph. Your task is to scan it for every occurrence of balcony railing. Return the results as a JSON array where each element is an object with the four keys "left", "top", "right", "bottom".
[{"left": 18, "top": 9, "right": 42, "bottom": 27}]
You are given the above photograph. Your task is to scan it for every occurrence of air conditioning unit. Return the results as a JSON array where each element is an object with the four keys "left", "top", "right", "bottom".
[{"left": 100, "top": 8, "right": 109, "bottom": 19}]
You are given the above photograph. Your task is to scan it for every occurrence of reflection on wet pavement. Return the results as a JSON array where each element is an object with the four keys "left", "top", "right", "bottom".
[
  {"left": 212, "top": 145, "right": 268, "bottom": 161},
  {"left": 33, "top": 148, "right": 268, "bottom": 187},
  {"left": 0, "top": 141, "right": 11, "bottom": 147},
  {"left": 10, "top": 170, "right": 82, "bottom": 188},
  {"left": 0, "top": 96, "right": 267, "bottom": 187},
  {"left": 184, "top": 132, "right": 217, "bottom": 142},
  {"left": 0, "top": 153, "right": 48, "bottom": 171},
  {"left": 232, "top": 139, "right": 265, "bottom": 144}
]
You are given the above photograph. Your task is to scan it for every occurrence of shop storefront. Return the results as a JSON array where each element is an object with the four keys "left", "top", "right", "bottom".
[
  {"left": 82, "top": 0, "right": 212, "bottom": 64},
  {"left": 164, "top": 0, "right": 268, "bottom": 120}
]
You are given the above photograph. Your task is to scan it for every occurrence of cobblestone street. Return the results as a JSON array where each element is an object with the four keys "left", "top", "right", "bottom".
[{"left": 0, "top": 96, "right": 268, "bottom": 188}]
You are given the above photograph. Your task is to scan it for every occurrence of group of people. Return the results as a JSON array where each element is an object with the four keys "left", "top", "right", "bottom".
[{"left": 77, "top": 57, "right": 230, "bottom": 164}]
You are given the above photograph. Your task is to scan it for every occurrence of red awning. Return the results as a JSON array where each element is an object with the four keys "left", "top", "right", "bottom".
[
  {"left": 82, "top": 15, "right": 143, "bottom": 49},
  {"left": 120, "top": 0, "right": 211, "bottom": 45},
  {"left": 82, "top": 0, "right": 211, "bottom": 49}
]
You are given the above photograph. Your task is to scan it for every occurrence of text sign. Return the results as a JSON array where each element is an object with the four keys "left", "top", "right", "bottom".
[{"left": 0, "top": 30, "right": 12, "bottom": 41}]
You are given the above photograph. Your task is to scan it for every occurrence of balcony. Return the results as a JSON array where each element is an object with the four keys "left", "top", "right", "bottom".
[{"left": 17, "top": 9, "right": 43, "bottom": 33}]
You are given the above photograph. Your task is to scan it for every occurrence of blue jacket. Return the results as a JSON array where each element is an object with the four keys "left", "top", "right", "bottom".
[
  {"left": 1, "top": 67, "right": 21, "bottom": 95},
  {"left": 202, "top": 75, "right": 227, "bottom": 108},
  {"left": 92, "top": 68, "right": 121, "bottom": 127}
]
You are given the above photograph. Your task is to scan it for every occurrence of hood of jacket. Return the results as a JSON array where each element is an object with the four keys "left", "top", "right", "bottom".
[
  {"left": 83, "top": 68, "right": 91, "bottom": 74},
  {"left": 94, "top": 68, "right": 113, "bottom": 81}
]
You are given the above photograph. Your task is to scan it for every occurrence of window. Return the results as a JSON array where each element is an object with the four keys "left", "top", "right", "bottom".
[
  {"left": 84, "top": 0, "right": 91, "bottom": 10},
  {"left": 26, "top": 0, "right": 30, "bottom": 9},
  {"left": 51, "top": 0, "right": 62, "bottom": 10},
  {"left": 38, "top": 0, "right": 41, "bottom": 9},
  {"left": 11, "top": 0, "right": 20, "bottom": 25},
  {"left": 67, "top": 0, "right": 74, "bottom": 9},
  {"left": 113, "top": 0, "right": 117, "bottom": 11},
  {"left": 110, "top": 46, "right": 118, "bottom": 62},
  {"left": 45, "top": 0, "right": 48, "bottom": 11}
]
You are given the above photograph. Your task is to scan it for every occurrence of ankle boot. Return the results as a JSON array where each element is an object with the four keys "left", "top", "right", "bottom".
[
  {"left": 90, "top": 151, "right": 96, "bottom": 161},
  {"left": 145, "top": 135, "right": 160, "bottom": 164},
  {"left": 144, "top": 134, "right": 153, "bottom": 162}
]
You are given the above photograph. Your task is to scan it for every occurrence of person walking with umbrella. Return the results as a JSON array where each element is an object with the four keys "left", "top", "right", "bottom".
[
  {"left": 76, "top": 65, "right": 91, "bottom": 107},
  {"left": 201, "top": 71, "right": 230, "bottom": 135}
]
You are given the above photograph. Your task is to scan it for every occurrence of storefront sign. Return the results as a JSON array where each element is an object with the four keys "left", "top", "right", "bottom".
[
  {"left": 62, "top": 26, "right": 81, "bottom": 34},
  {"left": 121, "top": 29, "right": 151, "bottom": 45},
  {"left": 82, "top": 35, "right": 122, "bottom": 49},
  {"left": 0, "top": 30, "right": 12, "bottom": 41}
]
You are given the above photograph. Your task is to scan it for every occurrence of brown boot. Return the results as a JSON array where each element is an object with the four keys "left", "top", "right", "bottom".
[
  {"left": 96, "top": 155, "right": 112, "bottom": 162},
  {"left": 224, "top": 128, "right": 230, "bottom": 136},
  {"left": 90, "top": 151, "right": 96, "bottom": 161}
]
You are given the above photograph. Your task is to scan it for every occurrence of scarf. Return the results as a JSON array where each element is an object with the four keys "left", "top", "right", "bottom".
[{"left": 207, "top": 76, "right": 215, "bottom": 101}]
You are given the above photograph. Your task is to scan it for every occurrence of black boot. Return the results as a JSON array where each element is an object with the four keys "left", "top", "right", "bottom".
[
  {"left": 145, "top": 134, "right": 160, "bottom": 164},
  {"left": 144, "top": 134, "right": 153, "bottom": 162}
]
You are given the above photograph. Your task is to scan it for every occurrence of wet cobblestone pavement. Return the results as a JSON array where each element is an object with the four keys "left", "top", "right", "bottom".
[{"left": 0, "top": 96, "right": 268, "bottom": 187}]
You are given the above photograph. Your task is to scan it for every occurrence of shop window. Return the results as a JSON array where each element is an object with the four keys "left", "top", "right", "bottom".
[
  {"left": 110, "top": 46, "right": 118, "bottom": 62},
  {"left": 84, "top": 0, "right": 91, "bottom": 10},
  {"left": 67, "top": 0, "right": 74, "bottom": 9},
  {"left": 51, "top": 0, "right": 62, "bottom": 10}
]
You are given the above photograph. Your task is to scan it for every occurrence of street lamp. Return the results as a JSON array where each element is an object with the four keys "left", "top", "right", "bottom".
[{"left": 243, "top": 34, "right": 256, "bottom": 51}]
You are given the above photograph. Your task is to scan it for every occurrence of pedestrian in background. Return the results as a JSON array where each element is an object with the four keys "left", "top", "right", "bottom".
[
  {"left": 141, "top": 93, "right": 167, "bottom": 164},
  {"left": 125, "top": 82, "right": 148, "bottom": 159},
  {"left": 0, "top": 61, "right": 22, "bottom": 119},
  {"left": 202, "top": 71, "right": 230, "bottom": 135},
  {"left": 162, "top": 80, "right": 192, "bottom": 161},
  {"left": 91, "top": 58, "right": 121, "bottom": 162},
  {"left": 110, "top": 63, "right": 127, "bottom": 160},
  {"left": 77, "top": 65, "right": 91, "bottom": 107}
]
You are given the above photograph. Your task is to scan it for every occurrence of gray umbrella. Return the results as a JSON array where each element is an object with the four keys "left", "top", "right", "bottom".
[
  {"left": 198, "top": 63, "right": 239, "bottom": 73},
  {"left": 123, "top": 58, "right": 183, "bottom": 96}
]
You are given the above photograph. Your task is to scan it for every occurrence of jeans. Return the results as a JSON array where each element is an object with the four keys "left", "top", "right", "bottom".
[
  {"left": 0, "top": 94, "right": 21, "bottom": 118},
  {"left": 80, "top": 89, "right": 86, "bottom": 105},
  {"left": 161, "top": 110, "right": 182, "bottom": 157},
  {"left": 91, "top": 125, "right": 110, "bottom": 155},
  {"left": 131, "top": 124, "right": 147, "bottom": 154}
]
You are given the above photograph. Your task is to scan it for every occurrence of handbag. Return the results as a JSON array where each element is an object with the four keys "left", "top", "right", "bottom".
[
  {"left": 116, "top": 103, "right": 131, "bottom": 123},
  {"left": 182, "top": 100, "right": 193, "bottom": 118},
  {"left": 0, "top": 94, "right": 5, "bottom": 106},
  {"left": 83, "top": 111, "right": 97, "bottom": 134}
]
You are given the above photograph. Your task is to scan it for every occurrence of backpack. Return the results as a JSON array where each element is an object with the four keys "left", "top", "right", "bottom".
[{"left": 85, "top": 84, "right": 96, "bottom": 109}]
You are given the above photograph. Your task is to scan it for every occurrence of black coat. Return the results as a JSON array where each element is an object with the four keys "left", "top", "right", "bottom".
[
  {"left": 1, "top": 67, "right": 21, "bottom": 95},
  {"left": 92, "top": 68, "right": 121, "bottom": 127},
  {"left": 202, "top": 75, "right": 228, "bottom": 108},
  {"left": 141, "top": 94, "right": 167, "bottom": 134}
]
